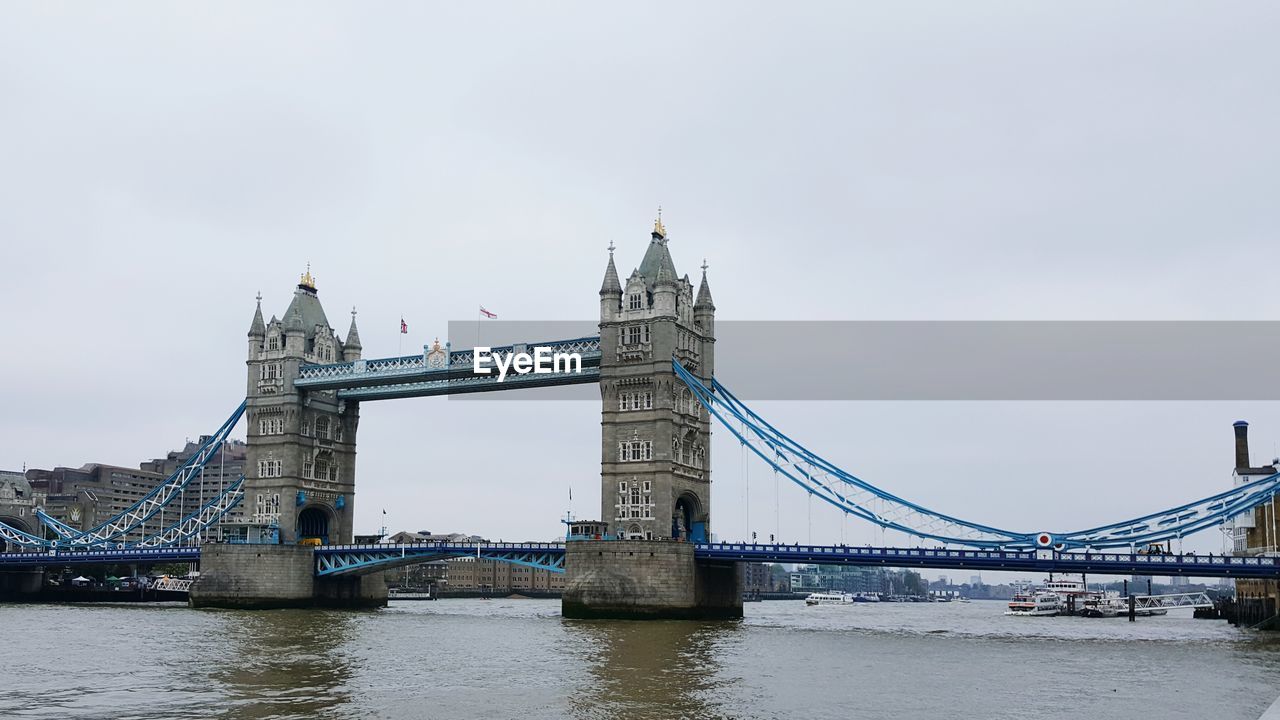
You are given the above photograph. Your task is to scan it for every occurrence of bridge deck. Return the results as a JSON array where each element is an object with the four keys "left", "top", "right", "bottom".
[
  {"left": 294, "top": 337, "right": 602, "bottom": 400},
  {"left": 0, "top": 547, "right": 200, "bottom": 567},
  {"left": 697, "top": 543, "right": 1280, "bottom": 579},
  {"left": 2, "top": 543, "right": 1275, "bottom": 580}
]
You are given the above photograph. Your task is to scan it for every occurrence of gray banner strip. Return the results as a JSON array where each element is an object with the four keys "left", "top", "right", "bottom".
[{"left": 444, "top": 321, "right": 1280, "bottom": 401}]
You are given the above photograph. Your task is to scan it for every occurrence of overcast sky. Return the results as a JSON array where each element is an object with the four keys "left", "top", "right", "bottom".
[{"left": 3, "top": 2, "right": 1278, "bottom": 572}]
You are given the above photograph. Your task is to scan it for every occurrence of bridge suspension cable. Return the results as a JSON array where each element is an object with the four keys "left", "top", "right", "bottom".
[
  {"left": 124, "top": 476, "right": 246, "bottom": 549},
  {"left": 673, "top": 359, "right": 1280, "bottom": 550},
  {"left": 0, "top": 402, "right": 247, "bottom": 550}
]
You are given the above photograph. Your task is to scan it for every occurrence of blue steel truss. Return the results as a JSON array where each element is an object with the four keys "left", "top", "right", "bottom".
[
  {"left": 695, "top": 542, "right": 1280, "bottom": 580},
  {"left": 122, "top": 476, "right": 245, "bottom": 549},
  {"left": 673, "top": 359, "right": 1280, "bottom": 551},
  {"left": 313, "top": 542, "right": 567, "bottom": 577},
  {"left": 294, "top": 337, "right": 601, "bottom": 401},
  {"left": 2, "top": 541, "right": 1275, "bottom": 580},
  {"left": 0, "top": 402, "right": 247, "bottom": 550},
  {"left": 0, "top": 546, "right": 200, "bottom": 568}
]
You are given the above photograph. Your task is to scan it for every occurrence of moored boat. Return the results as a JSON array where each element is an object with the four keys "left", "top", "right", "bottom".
[
  {"left": 806, "top": 592, "right": 855, "bottom": 606},
  {"left": 1005, "top": 591, "right": 1061, "bottom": 616}
]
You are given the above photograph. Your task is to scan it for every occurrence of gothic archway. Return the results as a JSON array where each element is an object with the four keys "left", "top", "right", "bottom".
[
  {"left": 672, "top": 493, "right": 705, "bottom": 542},
  {"left": 297, "top": 507, "right": 331, "bottom": 544}
]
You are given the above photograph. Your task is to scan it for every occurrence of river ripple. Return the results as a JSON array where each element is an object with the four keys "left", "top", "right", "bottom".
[{"left": 1, "top": 599, "right": 1277, "bottom": 719}]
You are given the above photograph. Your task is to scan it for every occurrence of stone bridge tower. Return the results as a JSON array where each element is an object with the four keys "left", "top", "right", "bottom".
[
  {"left": 243, "top": 269, "right": 362, "bottom": 545},
  {"left": 563, "top": 216, "right": 737, "bottom": 620},
  {"left": 598, "top": 216, "right": 716, "bottom": 542}
]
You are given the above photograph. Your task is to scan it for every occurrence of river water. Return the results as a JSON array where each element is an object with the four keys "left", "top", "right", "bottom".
[{"left": 1, "top": 599, "right": 1277, "bottom": 719}]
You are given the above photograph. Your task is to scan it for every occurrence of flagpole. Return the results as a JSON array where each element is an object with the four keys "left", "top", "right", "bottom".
[{"left": 399, "top": 313, "right": 404, "bottom": 356}]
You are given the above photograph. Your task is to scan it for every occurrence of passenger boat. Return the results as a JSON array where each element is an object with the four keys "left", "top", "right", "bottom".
[
  {"left": 1041, "top": 575, "right": 1090, "bottom": 600},
  {"left": 806, "top": 592, "right": 855, "bottom": 606},
  {"left": 1079, "top": 594, "right": 1123, "bottom": 618},
  {"left": 851, "top": 592, "right": 881, "bottom": 603},
  {"left": 1004, "top": 591, "right": 1061, "bottom": 616}
]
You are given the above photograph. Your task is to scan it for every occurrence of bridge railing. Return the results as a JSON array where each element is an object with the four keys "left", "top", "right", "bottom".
[
  {"left": 0, "top": 546, "right": 200, "bottom": 564},
  {"left": 694, "top": 543, "right": 1279, "bottom": 568},
  {"left": 316, "top": 541, "right": 567, "bottom": 553},
  {"left": 296, "top": 337, "right": 602, "bottom": 388}
]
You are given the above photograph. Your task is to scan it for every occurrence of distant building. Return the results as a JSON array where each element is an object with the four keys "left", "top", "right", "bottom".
[
  {"left": 385, "top": 530, "right": 484, "bottom": 544},
  {"left": 26, "top": 463, "right": 166, "bottom": 543},
  {"left": 444, "top": 556, "right": 565, "bottom": 595},
  {"left": 790, "top": 565, "right": 887, "bottom": 594},
  {"left": 1229, "top": 421, "right": 1280, "bottom": 629},
  {"left": 139, "top": 438, "right": 247, "bottom": 526},
  {"left": 387, "top": 559, "right": 449, "bottom": 591},
  {"left": 743, "top": 563, "right": 773, "bottom": 593},
  {"left": 1231, "top": 421, "right": 1279, "bottom": 553},
  {"left": 0, "top": 470, "right": 36, "bottom": 550},
  {"left": 22, "top": 437, "right": 246, "bottom": 545}
]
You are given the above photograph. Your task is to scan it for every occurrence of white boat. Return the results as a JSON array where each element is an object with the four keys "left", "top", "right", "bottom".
[
  {"left": 806, "top": 592, "right": 855, "bottom": 606},
  {"left": 1005, "top": 591, "right": 1061, "bottom": 616},
  {"left": 1041, "top": 575, "right": 1090, "bottom": 599},
  {"left": 1080, "top": 594, "right": 1124, "bottom": 618}
]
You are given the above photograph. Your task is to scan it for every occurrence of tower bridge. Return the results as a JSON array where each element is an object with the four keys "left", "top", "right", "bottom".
[{"left": 2, "top": 217, "right": 1279, "bottom": 619}]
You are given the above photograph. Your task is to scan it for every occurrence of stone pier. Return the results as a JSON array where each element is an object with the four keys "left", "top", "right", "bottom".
[
  {"left": 0, "top": 569, "right": 43, "bottom": 600},
  {"left": 189, "top": 544, "right": 386, "bottom": 609},
  {"left": 561, "top": 540, "right": 742, "bottom": 620}
]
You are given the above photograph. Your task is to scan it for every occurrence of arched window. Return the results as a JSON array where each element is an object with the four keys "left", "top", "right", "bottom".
[
  {"left": 314, "top": 452, "right": 331, "bottom": 481},
  {"left": 314, "top": 416, "right": 330, "bottom": 440}
]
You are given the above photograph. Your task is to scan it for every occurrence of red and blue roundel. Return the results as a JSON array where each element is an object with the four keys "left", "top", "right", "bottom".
[{"left": 1035, "top": 533, "right": 1054, "bottom": 548}]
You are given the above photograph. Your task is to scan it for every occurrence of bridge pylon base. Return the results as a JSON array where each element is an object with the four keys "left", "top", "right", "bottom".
[
  {"left": 0, "top": 569, "right": 43, "bottom": 599},
  {"left": 190, "top": 544, "right": 387, "bottom": 610},
  {"left": 562, "top": 540, "right": 742, "bottom": 620}
]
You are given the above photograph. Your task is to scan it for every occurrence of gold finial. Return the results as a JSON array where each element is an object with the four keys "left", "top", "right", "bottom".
[
  {"left": 701, "top": 258, "right": 708, "bottom": 274},
  {"left": 607, "top": 240, "right": 615, "bottom": 256},
  {"left": 299, "top": 262, "right": 316, "bottom": 290},
  {"left": 653, "top": 206, "right": 666, "bottom": 237}
]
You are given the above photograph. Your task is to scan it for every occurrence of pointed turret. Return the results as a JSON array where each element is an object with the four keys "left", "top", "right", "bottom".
[
  {"left": 600, "top": 246, "right": 622, "bottom": 296},
  {"left": 600, "top": 242, "right": 623, "bottom": 322},
  {"left": 248, "top": 292, "right": 266, "bottom": 338},
  {"left": 343, "top": 307, "right": 362, "bottom": 361},
  {"left": 345, "top": 307, "right": 362, "bottom": 350},
  {"left": 695, "top": 261, "right": 715, "bottom": 311}
]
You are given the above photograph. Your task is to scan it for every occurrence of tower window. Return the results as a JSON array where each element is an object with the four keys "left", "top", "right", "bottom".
[
  {"left": 617, "top": 440, "right": 653, "bottom": 462},
  {"left": 628, "top": 293, "right": 642, "bottom": 310},
  {"left": 314, "top": 416, "right": 330, "bottom": 440}
]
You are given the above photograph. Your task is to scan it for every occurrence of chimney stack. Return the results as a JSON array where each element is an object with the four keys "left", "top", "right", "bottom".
[{"left": 1233, "top": 420, "right": 1251, "bottom": 470}]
